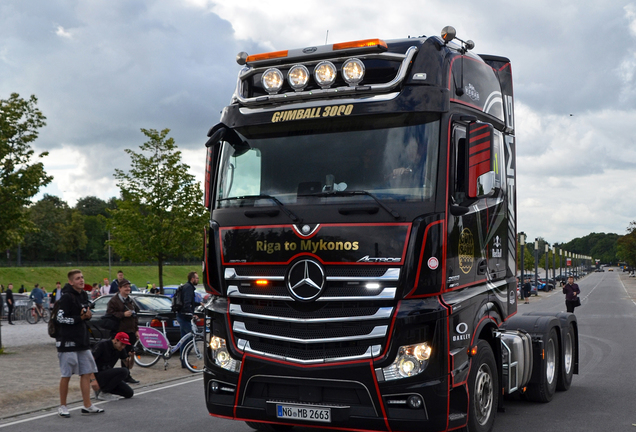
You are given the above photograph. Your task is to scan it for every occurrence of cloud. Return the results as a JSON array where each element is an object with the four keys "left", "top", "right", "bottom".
[{"left": 1, "top": 0, "right": 636, "bottom": 244}]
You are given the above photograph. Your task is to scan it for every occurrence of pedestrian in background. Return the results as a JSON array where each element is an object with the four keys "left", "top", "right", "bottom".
[
  {"left": 56, "top": 269, "right": 104, "bottom": 417},
  {"left": 90, "top": 283, "right": 100, "bottom": 300},
  {"left": 6, "top": 283, "right": 15, "bottom": 324},
  {"left": 50, "top": 282, "right": 61, "bottom": 310},
  {"left": 523, "top": 278, "right": 531, "bottom": 304},
  {"left": 109, "top": 271, "right": 125, "bottom": 294},
  {"left": 176, "top": 271, "right": 199, "bottom": 368},
  {"left": 563, "top": 276, "right": 581, "bottom": 313},
  {"left": 106, "top": 278, "right": 140, "bottom": 384},
  {"left": 100, "top": 279, "right": 110, "bottom": 297}
]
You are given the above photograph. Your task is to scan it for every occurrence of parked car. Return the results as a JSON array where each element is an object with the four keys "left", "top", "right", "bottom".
[
  {"left": 161, "top": 285, "right": 210, "bottom": 303},
  {"left": 594, "top": 268, "right": 605, "bottom": 272},
  {"left": 537, "top": 278, "right": 555, "bottom": 291},
  {"left": 1, "top": 293, "right": 30, "bottom": 321},
  {"left": 87, "top": 293, "right": 203, "bottom": 345}
]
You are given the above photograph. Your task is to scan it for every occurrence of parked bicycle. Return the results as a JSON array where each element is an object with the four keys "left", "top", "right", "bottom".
[
  {"left": 133, "top": 314, "right": 205, "bottom": 373},
  {"left": 26, "top": 301, "right": 50, "bottom": 324}
]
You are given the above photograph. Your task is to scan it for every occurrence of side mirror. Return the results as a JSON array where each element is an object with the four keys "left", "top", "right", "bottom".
[
  {"left": 475, "top": 170, "right": 496, "bottom": 197},
  {"left": 467, "top": 121, "right": 495, "bottom": 198}
]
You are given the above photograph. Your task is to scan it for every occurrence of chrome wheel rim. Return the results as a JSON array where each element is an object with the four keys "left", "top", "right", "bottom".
[
  {"left": 475, "top": 363, "right": 494, "bottom": 426},
  {"left": 546, "top": 338, "right": 556, "bottom": 384},
  {"left": 563, "top": 333, "right": 573, "bottom": 374}
]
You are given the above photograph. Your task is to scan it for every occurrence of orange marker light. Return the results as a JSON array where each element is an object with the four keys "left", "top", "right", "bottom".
[
  {"left": 246, "top": 50, "right": 289, "bottom": 63},
  {"left": 255, "top": 280, "right": 269, "bottom": 286},
  {"left": 333, "top": 38, "right": 387, "bottom": 51}
]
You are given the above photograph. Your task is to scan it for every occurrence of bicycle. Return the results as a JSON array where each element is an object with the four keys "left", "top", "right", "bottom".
[
  {"left": 133, "top": 314, "right": 206, "bottom": 373},
  {"left": 26, "top": 301, "right": 50, "bottom": 324}
]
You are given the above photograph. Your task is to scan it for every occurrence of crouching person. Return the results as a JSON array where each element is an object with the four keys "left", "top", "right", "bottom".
[{"left": 90, "top": 332, "right": 135, "bottom": 401}]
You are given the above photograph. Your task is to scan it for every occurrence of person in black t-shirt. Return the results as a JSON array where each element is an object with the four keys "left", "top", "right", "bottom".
[{"left": 89, "top": 332, "right": 135, "bottom": 401}]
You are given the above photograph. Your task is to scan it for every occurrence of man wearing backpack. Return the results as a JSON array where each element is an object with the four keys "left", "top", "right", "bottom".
[
  {"left": 56, "top": 269, "right": 104, "bottom": 417},
  {"left": 176, "top": 272, "right": 199, "bottom": 368}
]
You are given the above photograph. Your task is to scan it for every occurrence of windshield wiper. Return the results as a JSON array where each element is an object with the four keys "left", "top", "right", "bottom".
[
  {"left": 219, "top": 194, "right": 301, "bottom": 223},
  {"left": 298, "top": 190, "right": 401, "bottom": 220}
]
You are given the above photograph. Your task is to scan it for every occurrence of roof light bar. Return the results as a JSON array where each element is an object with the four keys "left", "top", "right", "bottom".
[
  {"left": 333, "top": 38, "right": 387, "bottom": 51},
  {"left": 245, "top": 50, "right": 289, "bottom": 64}
]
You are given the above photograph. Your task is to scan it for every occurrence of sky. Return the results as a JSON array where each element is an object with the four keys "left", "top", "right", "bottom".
[{"left": 1, "top": 0, "right": 636, "bottom": 244}]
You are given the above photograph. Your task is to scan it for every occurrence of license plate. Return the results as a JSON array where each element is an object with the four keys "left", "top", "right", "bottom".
[
  {"left": 276, "top": 404, "right": 331, "bottom": 423},
  {"left": 173, "top": 320, "right": 179, "bottom": 327}
]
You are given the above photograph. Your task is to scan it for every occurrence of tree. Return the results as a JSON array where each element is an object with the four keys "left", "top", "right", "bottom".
[
  {"left": 0, "top": 93, "right": 52, "bottom": 250},
  {"left": 108, "top": 128, "right": 207, "bottom": 289},
  {"left": 617, "top": 222, "right": 636, "bottom": 268},
  {"left": 22, "top": 194, "right": 69, "bottom": 262}
]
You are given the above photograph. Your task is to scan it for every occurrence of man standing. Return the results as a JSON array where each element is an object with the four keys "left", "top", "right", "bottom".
[
  {"left": 56, "top": 269, "right": 104, "bottom": 417},
  {"left": 109, "top": 271, "right": 125, "bottom": 294},
  {"left": 90, "top": 332, "right": 135, "bottom": 401},
  {"left": 5, "top": 283, "right": 15, "bottom": 325},
  {"left": 563, "top": 276, "right": 581, "bottom": 313},
  {"left": 523, "top": 278, "right": 532, "bottom": 304},
  {"left": 176, "top": 272, "right": 199, "bottom": 367},
  {"left": 106, "top": 278, "right": 140, "bottom": 384},
  {"left": 50, "top": 282, "right": 61, "bottom": 311}
]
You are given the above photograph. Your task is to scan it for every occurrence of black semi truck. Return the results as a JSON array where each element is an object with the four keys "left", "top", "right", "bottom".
[{"left": 201, "top": 26, "right": 578, "bottom": 432}]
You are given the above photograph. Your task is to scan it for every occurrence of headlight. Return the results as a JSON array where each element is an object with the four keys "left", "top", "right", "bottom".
[
  {"left": 287, "top": 64, "right": 310, "bottom": 91},
  {"left": 209, "top": 336, "right": 242, "bottom": 373},
  {"left": 313, "top": 61, "right": 337, "bottom": 88},
  {"left": 261, "top": 68, "right": 284, "bottom": 94},
  {"left": 382, "top": 342, "right": 432, "bottom": 381},
  {"left": 342, "top": 58, "right": 365, "bottom": 86}
]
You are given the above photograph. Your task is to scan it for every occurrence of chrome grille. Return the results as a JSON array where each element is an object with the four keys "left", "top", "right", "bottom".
[{"left": 226, "top": 266, "right": 399, "bottom": 364}]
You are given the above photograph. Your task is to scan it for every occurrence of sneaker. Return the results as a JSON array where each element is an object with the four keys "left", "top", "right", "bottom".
[
  {"left": 81, "top": 405, "right": 105, "bottom": 415},
  {"left": 97, "top": 392, "right": 120, "bottom": 401},
  {"left": 125, "top": 376, "right": 140, "bottom": 384},
  {"left": 58, "top": 405, "right": 70, "bottom": 418}
]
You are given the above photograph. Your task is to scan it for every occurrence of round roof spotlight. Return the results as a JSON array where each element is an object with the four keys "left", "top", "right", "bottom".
[
  {"left": 342, "top": 58, "right": 365, "bottom": 86},
  {"left": 288, "top": 64, "right": 310, "bottom": 91},
  {"left": 261, "top": 68, "right": 284, "bottom": 94},
  {"left": 441, "top": 26, "right": 456, "bottom": 43},
  {"left": 313, "top": 61, "right": 337, "bottom": 89}
]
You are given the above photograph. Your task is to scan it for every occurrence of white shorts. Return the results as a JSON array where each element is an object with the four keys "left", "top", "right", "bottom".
[{"left": 58, "top": 350, "right": 98, "bottom": 377}]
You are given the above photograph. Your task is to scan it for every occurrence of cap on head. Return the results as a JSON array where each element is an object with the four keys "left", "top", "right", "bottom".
[
  {"left": 114, "top": 332, "right": 131, "bottom": 345},
  {"left": 119, "top": 279, "right": 131, "bottom": 287}
]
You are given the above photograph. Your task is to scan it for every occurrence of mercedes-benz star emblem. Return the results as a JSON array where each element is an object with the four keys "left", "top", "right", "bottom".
[{"left": 286, "top": 259, "right": 325, "bottom": 302}]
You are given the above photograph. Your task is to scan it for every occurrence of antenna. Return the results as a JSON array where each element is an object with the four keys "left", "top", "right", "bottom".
[{"left": 325, "top": 30, "right": 329, "bottom": 45}]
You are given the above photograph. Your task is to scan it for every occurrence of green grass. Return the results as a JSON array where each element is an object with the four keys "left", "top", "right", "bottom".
[{"left": 0, "top": 265, "right": 200, "bottom": 291}]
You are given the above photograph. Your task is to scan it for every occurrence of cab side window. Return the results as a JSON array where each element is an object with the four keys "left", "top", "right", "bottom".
[{"left": 451, "top": 125, "right": 467, "bottom": 205}]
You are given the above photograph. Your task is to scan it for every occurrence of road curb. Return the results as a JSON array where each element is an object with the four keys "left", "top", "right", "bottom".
[{"left": 0, "top": 373, "right": 200, "bottom": 421}]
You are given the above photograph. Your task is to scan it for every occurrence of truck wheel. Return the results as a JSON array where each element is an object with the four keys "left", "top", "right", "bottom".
[
  {"left": 556, "top": 324, "right": 575, "bottom": 391},
  {"left": 526, "top": 327, "right": 559, "bottom": 402},
  {"left": 245, "top": 422, "right": 293, "bottom": 432},
  {"left": 466, "top": 340, "right": 498, "bottom": 432}
]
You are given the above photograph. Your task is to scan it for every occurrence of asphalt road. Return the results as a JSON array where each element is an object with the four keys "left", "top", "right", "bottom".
[{"left": 1, "top": 271, "right": 634, "bottom": 432}]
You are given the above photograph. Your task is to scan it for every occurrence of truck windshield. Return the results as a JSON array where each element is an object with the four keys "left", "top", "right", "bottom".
[{"left": 215, "top": 120, "right": 439, "bottom": 208}]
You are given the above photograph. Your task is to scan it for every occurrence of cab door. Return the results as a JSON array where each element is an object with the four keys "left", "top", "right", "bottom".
[{"left": 446, "top": 119, "right": 504, "bottom": 291}]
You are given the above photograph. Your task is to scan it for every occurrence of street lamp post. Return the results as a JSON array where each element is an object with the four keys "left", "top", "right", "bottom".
[
  {"left": 552, "top": 245, "right": 557, "bottom": 282},
  {"left": 534, "top": 238, "right": 539, "bottom": 291},
  {"left": 545, "top": 243, "right": 549, "bottom": 289},
  {"left": 519, "top": 232, "right": 526, "bottom": 300}
]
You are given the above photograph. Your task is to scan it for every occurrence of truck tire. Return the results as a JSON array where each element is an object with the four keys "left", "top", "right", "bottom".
[
  {"left": 556, "top": 323, "right": 575, "bottom": 391},
  {"left": 466, "top": 340, "right": 498, "bottom": 432},
  {"left": 525, "top": 327, "right": 559, "bottom": 402},
  {"left": 245, "top": 422, "right": 293, "bottom": 432}
]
